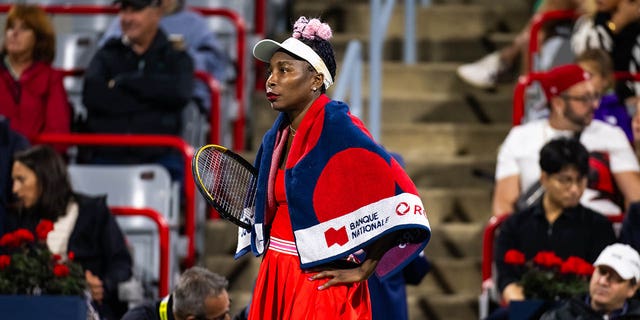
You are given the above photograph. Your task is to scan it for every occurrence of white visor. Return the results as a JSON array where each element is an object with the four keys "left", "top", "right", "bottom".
[{"left": 253, "top": 37, "right": 333, "bottom": 90}]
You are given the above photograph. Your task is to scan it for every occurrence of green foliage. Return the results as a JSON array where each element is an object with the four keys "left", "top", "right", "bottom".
[{"left": 0, "top": 223, "right": 86, "bottom": 296}]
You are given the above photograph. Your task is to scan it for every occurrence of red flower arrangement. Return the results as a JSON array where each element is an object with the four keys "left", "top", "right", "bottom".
[
  {"left": 504, "top": 249, "right": 594, "bottom": 300},
  {"left": 0, "top": 219, "right": 86, "bottom": 296}
]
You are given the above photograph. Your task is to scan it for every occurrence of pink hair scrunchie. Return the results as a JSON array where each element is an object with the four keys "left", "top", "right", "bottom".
[{"left": 292, "top": 16, "right": 332, "bottom": 41}]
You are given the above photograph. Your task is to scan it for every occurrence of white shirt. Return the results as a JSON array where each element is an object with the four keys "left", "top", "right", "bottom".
[
  {"left": 47, "top": 201, "right": 79, "bottom": 256},
  {"left": 495, "top": 119, "right": 639, "bottom": 215}
]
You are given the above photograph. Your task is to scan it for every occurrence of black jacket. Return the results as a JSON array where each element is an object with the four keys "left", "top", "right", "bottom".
[
  {"left": 5, "top": 193, "right": 133, "bottom": 320},
  {"left": 541, "top": 296, "right": 640, "bottom": 319},
  {"left": 495, "top": 201, "right": 616, "bottom": 293},
  {"left": 0, "top": 118, "right": 29, "bottom": 228},
  {"left": 82, "top": 29, "right": 194, "bottom": 161}
]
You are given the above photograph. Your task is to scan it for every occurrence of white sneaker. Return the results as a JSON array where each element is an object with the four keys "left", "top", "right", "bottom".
[{"left": 457, "top": 52, "right": 502, "bottom": 89}]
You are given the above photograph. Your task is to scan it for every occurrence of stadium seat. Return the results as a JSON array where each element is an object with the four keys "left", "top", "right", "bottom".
[{"left": 68, "top": 164, "right": 182, "bottom": 299}]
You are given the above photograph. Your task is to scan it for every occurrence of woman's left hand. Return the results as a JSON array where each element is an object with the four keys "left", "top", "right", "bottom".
[
  {"left": 310, "top": 259, "right": 378, "bottom": 290},
  {"left": 85, "top": 270, "right": 104, "bottom": 303}
]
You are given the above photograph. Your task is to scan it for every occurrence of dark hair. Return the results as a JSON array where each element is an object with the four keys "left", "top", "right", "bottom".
[
  {"left": 13, "top": 145, "right": 72, "bottom": 220},
  {"left": 2, "top": 4, "right": 56, "bottom": 64},
  {"left": 576, "top": 48, "right": 613, "bottom": 84},
  {"left": 539, "top": 137, "right": 589, "bottom": 176},
  {"left": 299, "top": 37, "right": 336, "bottom": 93},
  {"left": 172, "top": 267, "right": 229, "bottom": 319}
]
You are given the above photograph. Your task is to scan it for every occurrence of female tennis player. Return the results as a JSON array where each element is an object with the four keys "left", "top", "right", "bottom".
[{"left": 238, "top": 16, "right": 432, "bottom": 319}]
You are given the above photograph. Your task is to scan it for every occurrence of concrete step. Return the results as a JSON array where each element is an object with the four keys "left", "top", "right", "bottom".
[
  {"left": 203, "top": 219, "right": 238, "bottom": 256},
  {"left": 420, "top": 293, "right": 479, "bottom": 320},
  {"left": 421, "top": 187, "right": 492, "bottom": 226},
  {"left": 294, "top": 3, "right": 497, "bottom": 38},
  {"left": 363, "top": 61, "right": 516, "bottom": 96},
  {"left": 427, "top": 223, "right": 484, "bottom": 259},
  {"left": 344, "top": 4, "right": 493, "bottom": 39},
  {"left": 428, "top": 257, "right": 481, "bottom": 296},
  {"left": 370, "top": 93, "right": 512, "bottom": 124},
  {"left": 382, "top": 122, "right": 510, "bottom": 158},
  {"left": 404, "top": 154, "right": 496, "bottom": 189}
]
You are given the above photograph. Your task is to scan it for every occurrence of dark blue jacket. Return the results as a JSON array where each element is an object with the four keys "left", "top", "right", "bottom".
[{"left": 0, "top": 118, "right": 29, "bottom": 231}]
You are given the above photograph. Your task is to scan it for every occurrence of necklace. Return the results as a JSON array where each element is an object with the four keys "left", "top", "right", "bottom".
[{"left": 289, "top": 125, "right": 297, "bottom": 137}]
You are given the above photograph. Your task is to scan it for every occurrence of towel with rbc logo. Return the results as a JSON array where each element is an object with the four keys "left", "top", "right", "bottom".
[{"left": 236, "top": 95, "right": 431, "bottom": 279}]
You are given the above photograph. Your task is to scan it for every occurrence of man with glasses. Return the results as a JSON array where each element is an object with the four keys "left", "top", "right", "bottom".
[
  {"left": 492, "top": 64, "right": 640, "bottom": 217},
  {"left": 122, "top": 267, "right": 236, "bottom": 320},
  {"left": 493, "top": 138, "right": 616, "bottom": 307},
  {"left": 541, "top": 243, "right": 640, "bottom": 319}
]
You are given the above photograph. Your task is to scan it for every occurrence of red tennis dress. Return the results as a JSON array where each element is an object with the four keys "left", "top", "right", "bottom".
[{"left": 248, "top": 169, "right": 372, "bottom": 320}]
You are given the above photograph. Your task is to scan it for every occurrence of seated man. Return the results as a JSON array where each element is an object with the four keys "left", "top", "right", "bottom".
[
  {"left": 122, "top": 266, "right": 233, "bottom": 320},
  {"left": 493, "top": 64, "right": 640, "bottom": 216},
  {"left": 98, "top": 0, "right": 230, "bottom": 111},
  {"left": 494, "top": 137, "right": 616, "bottom": 304},
  {"left": 82, "top": 0, "right": 194, "bottom": 182},
  {"left": 541, "top": 243, "right": 640, "bottom": 319}
]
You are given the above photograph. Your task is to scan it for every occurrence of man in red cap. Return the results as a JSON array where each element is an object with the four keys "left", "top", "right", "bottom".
[{"left": 492, "top": 64, "right": 640, "bottom": 217}]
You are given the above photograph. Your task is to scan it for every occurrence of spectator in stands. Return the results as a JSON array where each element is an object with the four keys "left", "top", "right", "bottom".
[
  {"left": 492, "top": 64, "right": 640, "bottom": 217},
  {"left": 576, "top": 48, "right": 634, "bottom": 142},
  {"left": 122, "top": 266, "right": 235, "bottom": 320},
  {"left": 572, "top": 0, "right": 640, "bottom": 141},
  {"left": 240, "top": 16, "right": 430, "bottom": 319},
  {"left": 457, "top": 0, "right": 592, "bottom": 89},
  {"left": 0, "top": 4, "right": 70, "bottom": 141},
  {"left": 540, "top": 243, "right": 640, "bottom": 319},
  {"left": 99, "top": 0, "right": 231, "bottom": 111},
  {"left": 82, "top": 0, "right": 194, "bottom": 182},
  {"left": 0, "top": 116, "right": 28, "bottom": 239},
  {"left": 494, "top": 137, "right": 616, "bottom": 305},
  {"left": 5, "top": 145, "right": 133, "bottom": 320}
]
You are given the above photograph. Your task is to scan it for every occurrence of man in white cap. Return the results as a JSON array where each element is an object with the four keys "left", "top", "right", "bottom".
[{"left": 541, "top": 243, "right": 640, "bottom": 319}]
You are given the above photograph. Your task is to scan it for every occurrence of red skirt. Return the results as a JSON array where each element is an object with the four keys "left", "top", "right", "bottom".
[
  {"left": 248, "top": 170, "right": 371, "bottom": 319},
  {"left": 248, "top": 244, "right": 372, "bottom": 320}
]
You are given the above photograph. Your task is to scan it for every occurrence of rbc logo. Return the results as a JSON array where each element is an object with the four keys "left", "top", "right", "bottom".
[{"left": 395, "top": 202, "right": 424, "bottom": 216}]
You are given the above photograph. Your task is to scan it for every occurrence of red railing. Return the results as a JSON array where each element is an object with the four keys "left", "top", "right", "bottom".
[
  {"left": 110, "top": 207, "right": 170, "bottom": 298},
  {"left": 33, "top": 133, "right": 197, "bottom": 267},
  {"left": 527, "top": 9, "right": 580, "bottom": 73},
  {"left": 481, "top": 214, "right": 510, "bottom": 282},
  {"left": 0, "top": 3, "right": 247, "bottom": 150},
  {"left": 194, "top": 71, "right": 223, "bottom": 145},
  {"left": 194, "top": 7, "right": 247, "bottom": 150},
  {"left": 512, "top": 72, "right": 546, "bottom": 125}
]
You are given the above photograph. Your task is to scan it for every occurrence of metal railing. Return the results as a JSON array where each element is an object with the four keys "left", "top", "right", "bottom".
[
  {"left": 110, "top": 207, "right": 170, "bottom": 298},
  {"left": 368, "top": 0, "right": 422, "bottom": 141},
  {"left": 527, "top": 9, "right": 580, "bottom": 73},
  {"left": 333, "top": 41, "right": 363, "bottom": 117}
]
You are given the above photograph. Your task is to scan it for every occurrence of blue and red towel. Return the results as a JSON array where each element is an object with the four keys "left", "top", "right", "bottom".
[{"left": 236, "top": 94, "right": 431, "bottom": 279}]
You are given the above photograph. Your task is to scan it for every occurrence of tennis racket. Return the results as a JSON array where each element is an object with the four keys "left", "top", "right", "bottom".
[{"left": 192, "top": 144, "right": 257, "bottom": 230}]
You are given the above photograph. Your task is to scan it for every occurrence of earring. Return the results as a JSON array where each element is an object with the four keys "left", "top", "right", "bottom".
[{"left": 312, "top": 87, "right": 317, "bottom": 92}]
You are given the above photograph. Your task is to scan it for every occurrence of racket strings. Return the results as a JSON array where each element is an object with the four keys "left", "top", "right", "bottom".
[{"left": 197, "top": 150, "right": 256, "bottom": 220}]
